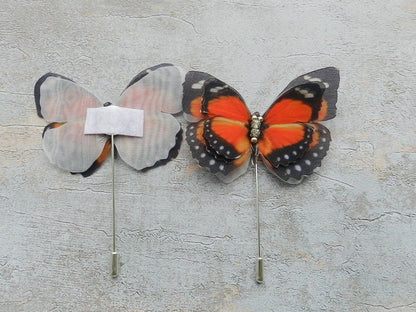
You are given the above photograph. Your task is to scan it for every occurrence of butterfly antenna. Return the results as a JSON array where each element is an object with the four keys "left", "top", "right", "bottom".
[
  {"left": 254, "top": 145, "right": 264, "bottom": 283},
  {"left": 111, "top": 134, "right": 119, "bottom": 277}
]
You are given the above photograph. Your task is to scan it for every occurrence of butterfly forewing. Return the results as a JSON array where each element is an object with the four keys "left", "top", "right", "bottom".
[
  {"left": 263, "top": 83, "right": 324, "bottom": 124},
  {"left": 35, "top": 73, "right": 102, "bottom": 122},
  {"left": 278, "top": 67, "right": 339, "bottom": 121},
  {"left": 182, "top": 71, "right": 215, "bottom": 121},
  {"left": 201, "top": 78, "right": 251, "bottom": 122}
]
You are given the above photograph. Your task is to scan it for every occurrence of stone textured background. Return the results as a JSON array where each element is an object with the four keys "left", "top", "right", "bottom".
[{"left": 1, "top": 1, "right": 416, "bottom": 311}]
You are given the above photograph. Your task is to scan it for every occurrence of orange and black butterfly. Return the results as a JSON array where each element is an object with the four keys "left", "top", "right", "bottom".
[{"left": 182, "top": 67, "right": 339, "bottom": 183}]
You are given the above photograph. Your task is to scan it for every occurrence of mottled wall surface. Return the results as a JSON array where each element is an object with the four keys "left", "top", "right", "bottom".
[{"left": 1, "top": 1, "right": 416, "bottom": 311}]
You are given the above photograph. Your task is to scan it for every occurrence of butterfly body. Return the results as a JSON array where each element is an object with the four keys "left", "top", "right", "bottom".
[
  {"left": 183, "top": 68, "right": 340, "bottom": 183},
  {"left": 249, "top": 113, "right": 263, "bottom": 143}
]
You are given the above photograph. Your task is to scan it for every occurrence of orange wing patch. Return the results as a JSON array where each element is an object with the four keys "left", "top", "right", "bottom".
[
  {"left": 263, "top": 83, "right": 324, "bottom": 124},
  {"left": 204, "top": 117, "right": 250, "bottom": 159},
  {"left": 81, "top": 139, "right": 111, "bottom": 177},
  {"left": 263, "top": 124, "right": 332, "bottom": 183},
  {"left": 42, "top": 122, "right": 66, "bottom": 137},
  {"left": 186, "top": 121, "right": 251, "bottom": 182},
  {"left": 315, "top": 99, "right": 328, "bottom": 122},
  {"left": 258, "top": 124, "right": 314, "bottom": 167},
  {"left": 201, "top": 78, "right": 251, "bottom": 122},
  {"left": 263, "top": 99, "right": 313, "bottom": 125},
  {"left": 189, "top": 96, "right": 205, "bottom": 119},
  {"left": 203, "top": 96, "right": 251, "bottom": 122}
]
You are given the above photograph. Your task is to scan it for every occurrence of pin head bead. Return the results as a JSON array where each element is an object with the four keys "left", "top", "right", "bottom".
[
  {"left": 251, "top": 128, "right": 261, "bottom": 138},
  {"left": 250, "top": 113, "right": 263, "bottom": 143}
]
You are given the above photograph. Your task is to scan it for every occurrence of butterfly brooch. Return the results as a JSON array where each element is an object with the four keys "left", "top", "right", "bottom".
[
  {"left": 182, "top": 67, "right": 340, "bottom": 283},
  {"left": 35, "top": 63, "right": 184, "bottom": 176},
  {"left": 182, "top": 67, "right": 340, "bottom": 183},
  {"left": 34, "top": 63, "right": 185, "bottom": 277}
]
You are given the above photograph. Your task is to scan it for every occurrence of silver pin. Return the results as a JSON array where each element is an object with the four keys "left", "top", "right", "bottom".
[
  {"left": 253, "top": 145, "right": 264, "bottom": 284},
  {"left": 110, "top": 134, "right": 119, "bottom": 277}
]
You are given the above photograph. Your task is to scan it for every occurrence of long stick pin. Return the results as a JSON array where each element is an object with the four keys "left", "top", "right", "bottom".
[
  {"left": 84, "top": 104, "right": 145, "bottom": 277},
  {"left": 253, "top": 145, "right": 264, "bottom": 283},
  {"left": 110, "top": 134, "right": 119, "bottom": 277}
]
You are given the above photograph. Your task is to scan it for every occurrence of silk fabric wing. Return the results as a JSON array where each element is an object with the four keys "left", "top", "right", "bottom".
[
  {"left": 35, "top": 64, "right": 185, "bottom": 176},
  {"left": 182, "top": 68, "right": 340, "bottom": 183}
]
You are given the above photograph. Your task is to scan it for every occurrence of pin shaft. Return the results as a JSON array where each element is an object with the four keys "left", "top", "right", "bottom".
[
  {"left": 254, "top": 146, "right": 263, "bottom": 283},
  {"left": 111, "top": 134, "right": 119, "bottom": 277}
]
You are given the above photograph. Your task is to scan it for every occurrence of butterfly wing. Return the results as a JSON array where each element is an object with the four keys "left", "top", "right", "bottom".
[
  {"left": 114, "top": 64, "right": 185, "bottom": 171},
  {"left": 258, "top": 67, "right": 339, "bottom": 183},
  {"left": 183, "top": 73, "right": 252, "bottom": 183},
  {"left": 34, "top": 73, "right": 109, "bottom": 176},
  {"left": 182, "top": 71, "right": 215, "bottom": 122},
  {"left": 262, "top": 124, "right": 331, "bottom": 183},
  {"left": 278, "top": 67, "right": 339, "bottom": 121}
]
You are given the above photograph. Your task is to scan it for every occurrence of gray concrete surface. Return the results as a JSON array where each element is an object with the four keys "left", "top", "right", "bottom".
[{"left": 1, "top": 1, "right": 416, "bottom": 311}]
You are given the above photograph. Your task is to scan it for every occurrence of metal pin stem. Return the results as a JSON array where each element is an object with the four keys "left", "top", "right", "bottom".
[
  {"left": 254, "top": 145, "right": 263, "bottom": 284},
  {"left": 111, "top": 134, "right": 119, "bottom": 277}
]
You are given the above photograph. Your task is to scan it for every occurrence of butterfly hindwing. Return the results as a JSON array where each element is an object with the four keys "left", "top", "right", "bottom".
[
  {"left": 115, "top": 64, "right": 185, "bottom": 171},
  {"left": 258, "top": 123, "right": 314, "bottom": 167},
  {"left": 186, "top": 121, "right": 251, "bottom": 183},
  {"left": 262, "top": 124, "right": 331, "bottom": 183},
  {"left": 203, "top": 117, "right": 250, "bottom": 160}
]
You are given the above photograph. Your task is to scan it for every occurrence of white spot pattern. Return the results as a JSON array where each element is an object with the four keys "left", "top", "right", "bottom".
[
  {"left": 191, "top": 80, "right": 204, "bottom": 89},
  {"left": 295, "top": 87, "right": 315, "bottom": 98},
  {"left": 209, "top": 85, "right": 228, "bottom": 93}
]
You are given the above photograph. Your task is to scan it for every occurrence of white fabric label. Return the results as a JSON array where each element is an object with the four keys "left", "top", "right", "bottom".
[{"left": 84, "top": 106, "right": 144, "bottom": 137}]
